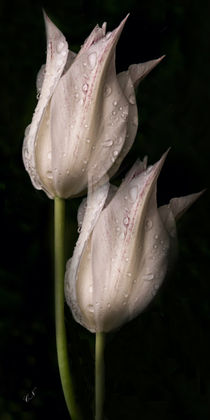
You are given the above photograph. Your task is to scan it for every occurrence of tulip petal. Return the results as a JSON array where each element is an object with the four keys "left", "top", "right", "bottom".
[
  {"left": 65, "top": 183, "right": 109, "bottom": 331},
  {"left": 169, "top": 191, "right": 204, "bottom": 221},
  {"left": 22, "top": 12, "right": 68, "bottom": 197},
  {"left": 50, "top": 17, "right": 130, "bottom": 197},
  {"left": 89, "top": 152, "right": 168, "bottom": 331},
  {"left": 128, "top": 56, "right": 165, "bottom": 89}
]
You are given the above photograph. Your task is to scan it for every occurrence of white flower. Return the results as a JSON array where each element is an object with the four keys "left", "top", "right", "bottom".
[
  {"left": 65, "top": 151, "right": 202, "bottom": 332},
  {"left": 23, "top": 12, "right": 163, "bottom": 198}
]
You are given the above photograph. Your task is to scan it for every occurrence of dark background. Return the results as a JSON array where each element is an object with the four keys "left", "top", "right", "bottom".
[{"left": 1, "top": 0, "right": 210, "bottom": 419}]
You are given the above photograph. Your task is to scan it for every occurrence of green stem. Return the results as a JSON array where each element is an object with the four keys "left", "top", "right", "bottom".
[
  {"left": 95, "top": 332, "right": 106, "bottom": 420},
  {"left": 54, "top": 196, "right": 82, "bottom": 420}
]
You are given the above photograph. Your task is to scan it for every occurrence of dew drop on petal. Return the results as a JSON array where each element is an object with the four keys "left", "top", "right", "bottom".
[
  {"left": 112, "top": 110, "right": 117, "bottom": 116},
  {"left": 56, "top": 58, "right": 63, "bottom": 67},
  {"left": 105, "top": 32, "right": 112, "bottom": 40},
  {"left": 88, "top": 52, "right": 97, "bottom": 69},
  {"left": 143, "top": 273, "right": 154, "bottom": 281},
  {"left": 132, "top": 116, "right": 138, "bottom": 126},
  {"left": 102, "top": 139, "right": 113, "bottom": 147},
  {"left": 82, "top": 83, "right": 89, "bottom": 92},
  {"left": 46, "top": 170, "right": 53, "bottom": 179},
  {"left": 129, "top": 186, "right": 138, "bottom": 202},
  {"left": 145, "top": 218, "right": 153, "bottom": 231},
  {"left": 127, "top": 272, "right": 132, "bottom": 277},
  {"left": 57, "top": 41, "right": 64, "bottom": 53},
  {"left": 113, "top": 100, "right": 118, "bottom": 106},
  {"left": 104, "top": 85, "right": 112, "bottom": 97},
  {"left": 87, "top": 304, "right": 94, "bottom": 313},
  {"left": 123, "top": 216, "right": 130, "bottom": 226},
  {"left": 121, "top": 112, "right": 128, "bottom": 120},
  {"left": 154, "top": 234, "right": 159, "bottom": 240},
  {"left": 129, "top": 94, "right": 136, "bottom": 105},
  {"left": 113, "top": 150, "right": 119, "bottom": 157}
]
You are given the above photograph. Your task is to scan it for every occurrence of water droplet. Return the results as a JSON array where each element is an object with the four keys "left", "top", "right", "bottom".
[
  {"left": 56, "top": 58, "right": 63, "bottom": 66},
  {"left": 46, "top": 170, "right": 53, "bottom": 179},
  {"left": 113, "top": 150, "right": 118, "bottom": 157},
  {"left": 133, "top": 279, "right": 137, "bottom": 284},
  {"left": 123, "top": 216, "right": 130, "bottom": 226},
  {"left": 124, "top": 293, "right": 129, "bottom": 298},
  {"left": 82, "top": 168, "right": 85, "bottom": 172},
  {"left": 112, "top": 110, "right": 117, "bottom": 116},
  {"left": 66, "top": 169, "right": 70, "bottom": 175},
  {"left": 121, "top": 112, "right": 128, "bottom": 120},
  {"left": 132, "top": 116, "right": 138, "bottom": 126},
  {"left": 47, "top": 151, "right": 51, "bottom": 160},
  {"left": 124, "top": 195, "right": 128, "bottom": 200},
  {"left": 57, "top": 41, "right": 64, "bottom": 53},
  {"left": 146, "top": 165, "right": 153, "bottom": 175},
  {"left": 83, "top": 62, "right": 87, "bottom": 67},
  {"left": 88, "top": 52, "right": 97, "bottom": 69},
  {"left": 123, "top": 301, "right": 127, "bottom": 305},
  {"left": 125, "top": 257, "right": 129, "bottom": 262},
  {"left": 154, "top": 234, "right": 159, "bottom": 240},
  {"left": 89, "top": 284, "right": 93, "bottom": 292},
  {"left": 84, "top": 123, "right": 88, "bottom": 128},
  {"left": 107, "top": 303, "right": 111, "bottom": 308},
  {"left": 105, "top": 32, "right": 112, "bottom": 40},
  {"left": 153, "top": 244, "right": 158, "bottom": 249},
  {"left": 129, "top": 185, "right": 138, "bottom": 202},
  {"left": 104, "top": 85, "right": 111, "bottom": 97},
  {"left": 143, "top": 273, "right": 154, "bottom": 281},
  {"left": 145, "top": 218, "right": 153, "bottom": 231},
  {"left": 127, "top": 272, "right": 132, "bottom": 277},
  {"left": 129, "top": 94, "right": 136, "bottom": 104},
  {"left": 102, "top": 139, "right": 113, "bottom": 147},
  {"left": 83, "top": 159, "right": 88, "bottom": 164},
  {"left": 113, "top": 100, "right": 118, "bottom": 106},
  {"left": 87, "top": 304, "right": 94, "bottom": 313},
  {"left": 82, "top": 83, "right": 88, "bottom": 92},
  {"left": 119, "top": 106, "right": 123, "bottom": 111}
]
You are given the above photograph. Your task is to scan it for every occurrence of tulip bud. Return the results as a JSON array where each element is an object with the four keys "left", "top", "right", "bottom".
[
  {"left": 23, "top": 13, "right": 163, "bottom": 198},
  {"left": 65, "top": 152, "right": 202, "bottom": 332}
]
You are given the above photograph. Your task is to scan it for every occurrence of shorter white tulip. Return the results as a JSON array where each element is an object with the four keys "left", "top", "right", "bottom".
[{"left": 65, "top": 151, "right": 202, "bottom": 332}]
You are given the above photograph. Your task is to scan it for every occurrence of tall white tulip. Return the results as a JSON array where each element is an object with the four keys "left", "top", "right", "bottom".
[
  {"left": 65, "top": 152, "right": 202, "bottom": 332},
  {"left": 23, "top": 12, "right": 163, "bottom": 198}
]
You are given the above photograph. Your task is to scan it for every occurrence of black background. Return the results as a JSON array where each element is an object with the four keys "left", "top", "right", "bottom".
[{"left": 1, "top": 0, "right": 210, "bottom": 419}]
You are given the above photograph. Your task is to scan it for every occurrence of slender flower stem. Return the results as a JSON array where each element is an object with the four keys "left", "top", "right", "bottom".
[
  {"left": 95, "top": 332, "right": 106, "bottom": 420},
  {"left": 54, "top": 196, "right": 82, "bottom": 420}
]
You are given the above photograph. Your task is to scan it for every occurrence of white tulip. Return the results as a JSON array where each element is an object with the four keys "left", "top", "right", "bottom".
[
  {"left": 65, "top": 151, "right": 202, "bottom": 332},
  {"left": 23, "top": 12, "right": 163, "bottom": 198}
]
